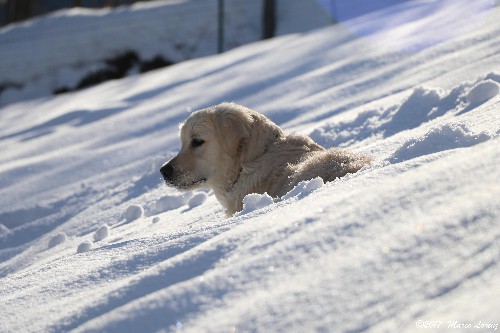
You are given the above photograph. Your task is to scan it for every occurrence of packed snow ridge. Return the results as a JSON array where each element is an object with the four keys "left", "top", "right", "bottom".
[{"left": 311, "top": 73, "right": 500, "bottom": 147}]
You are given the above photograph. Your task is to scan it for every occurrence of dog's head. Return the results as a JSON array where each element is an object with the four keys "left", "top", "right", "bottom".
[{"left": 160, "top": 103, "right": 284, "bottom": 192}]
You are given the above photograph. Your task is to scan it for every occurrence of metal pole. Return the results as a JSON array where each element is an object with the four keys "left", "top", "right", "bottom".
[
  {"left": 262, "top": 0, "right": 276, "bottom": 40},
  {"left": 217, "top": 0, "right": 224, "bottom": 53}
]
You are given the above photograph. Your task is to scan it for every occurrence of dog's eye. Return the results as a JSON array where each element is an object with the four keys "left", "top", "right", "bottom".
[{"left": 191, "top": 138, "right": 205, "bottom": 148}]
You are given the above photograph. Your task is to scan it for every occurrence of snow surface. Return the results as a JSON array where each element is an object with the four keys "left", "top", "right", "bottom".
[{"left": 1, "top": 0, "right": 500, "bottom": 332}]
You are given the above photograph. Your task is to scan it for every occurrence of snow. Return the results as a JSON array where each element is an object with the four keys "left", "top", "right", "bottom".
[
  {"left": 123, "top": 204, "right": 145, "bottom": 222},
  {"left": 237, "top": 193, "right": 275, "bottom": 216},
  {"left": 77, "top": 241, "right": 93, "bottom": 254},
  {"left": 155, "top": 193, "right": 193, "bottom": 212},
  {"left": 281, "top": 177, "right": 324, "bottom": 201},
  {"left": 310, "top": 75, "right": 499, "bottom": 148},
  {"left": 466, "top": 80, "right": 500, "bottom": 106},
  {"left": 93, "top": 224, "right": 110, "bottom": 242},
  {"left": 1, "top": 0, "right": 500, "bottom": 332},
  {"left": 48, "top": 232, "right": 68, "bottom": 248},
  {"left": 0, "top": 0, "right": 259, "bottom": 103},
  {"left": 0, "top": 0, "right": 330, "bottom": 107},
  {"left": 390, "top": 122, "right": 494, "bottom": 163},
  {"left": 0, "top": 224, "right": 9, "bottom": 236},
  {"left": 187, "top": 192, "right": 208, "bottom": 209}
]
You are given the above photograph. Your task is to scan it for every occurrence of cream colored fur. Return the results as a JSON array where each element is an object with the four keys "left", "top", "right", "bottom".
[{"left": 161, "top": 102, "right": 371, "bottom": 216}]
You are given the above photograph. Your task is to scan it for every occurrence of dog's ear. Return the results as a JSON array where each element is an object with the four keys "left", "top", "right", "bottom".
[
  {"left": 244, "top": 111, "right": 284, "bottom": 162},
  {"left": 211, "top": 103, "right": 254, "bottom": 159},
  {"left": 211, "top": 103, "right": 284, "bottom": 162}
]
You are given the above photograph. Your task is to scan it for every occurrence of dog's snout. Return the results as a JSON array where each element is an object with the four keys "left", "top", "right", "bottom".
[{"left": 160, "top": 163, "right": 174, "bottom": 181}]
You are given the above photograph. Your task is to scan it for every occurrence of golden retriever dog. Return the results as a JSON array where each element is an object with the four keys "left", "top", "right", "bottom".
[{"left": 160, "top": 103, "right": 371, "bottom": 216}]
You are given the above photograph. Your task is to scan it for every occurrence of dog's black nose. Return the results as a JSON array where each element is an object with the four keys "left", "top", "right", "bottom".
[{"left": 160, "top": 163, "right": 174, "bottom": 181}]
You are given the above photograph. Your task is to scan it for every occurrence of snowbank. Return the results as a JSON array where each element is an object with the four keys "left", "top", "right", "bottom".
[{"left": 0, "top": 0, "right": 331, "bottom": 107}]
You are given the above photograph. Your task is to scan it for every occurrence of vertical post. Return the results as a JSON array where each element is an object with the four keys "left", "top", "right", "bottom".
[
  {"left": 331, "top": 0, "right": 338, "bottom": 23},
  {"left": 262, "top": 0, "right": 276, "bottom": 40},
  {"left": 217, "top": 0, "right": 224, "bottom": 53}
]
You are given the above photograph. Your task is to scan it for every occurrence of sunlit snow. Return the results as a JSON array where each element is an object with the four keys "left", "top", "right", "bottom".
[{"left": 0, "top": 0, "right": 499, "bottom": 332}]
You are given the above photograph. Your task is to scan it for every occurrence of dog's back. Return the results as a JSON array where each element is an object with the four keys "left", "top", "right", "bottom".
[
  {"left": 241, "top": 132, "right": 371, "bottom": 200},
  {"left": 287, "top": 148, "right": 372, "bottom": 192}
]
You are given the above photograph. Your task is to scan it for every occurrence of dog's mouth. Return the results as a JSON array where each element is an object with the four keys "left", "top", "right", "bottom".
[{"left": 166, "top": 178, "right": 206, "bottom": 190}]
